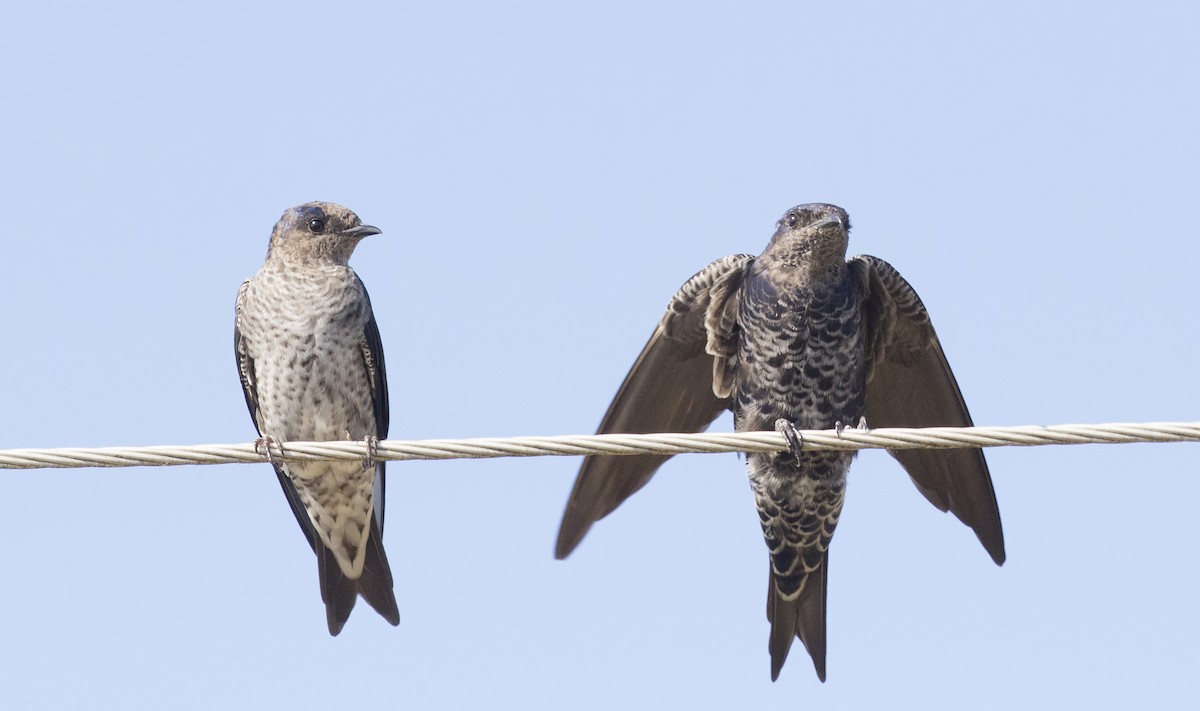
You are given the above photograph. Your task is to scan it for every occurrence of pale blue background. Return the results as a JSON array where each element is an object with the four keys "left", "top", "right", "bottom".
[{"left": 2, "top": 1, "right": 1198, "bottom": 708}]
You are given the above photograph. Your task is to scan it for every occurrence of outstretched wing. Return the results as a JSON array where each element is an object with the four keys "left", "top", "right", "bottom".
[
  {"left": 555, "top": 254, "right": 754, "bottom": 559},
  {"left": 849, "top": 255, "right": 1005, "bottom": 565}
]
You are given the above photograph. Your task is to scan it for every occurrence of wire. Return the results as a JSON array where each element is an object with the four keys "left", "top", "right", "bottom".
[{"left": 0, "top": 421, "right": 1196, "bottom": 470}]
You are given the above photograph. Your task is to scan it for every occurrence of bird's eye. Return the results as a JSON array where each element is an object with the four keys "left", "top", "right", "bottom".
[
  {"left": 786, "top": 212, "right": 800, "bottom": 228},
  {"left": 308, "top": 217, "right": 326, "bottom": 234}
]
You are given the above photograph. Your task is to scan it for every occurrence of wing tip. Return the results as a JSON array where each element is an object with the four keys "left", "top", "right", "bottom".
[
  {"left": 984, "top": 535, "right": 1007, "bottom": 567},
  {"left": 554, "top": 522, "right": 587, "bottom": 560}
]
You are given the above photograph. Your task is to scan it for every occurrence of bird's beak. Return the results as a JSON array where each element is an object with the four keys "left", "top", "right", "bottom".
[
  {"left": 344, "top": 224, "right": 382, "bottom": 238},
  {"left": 811, "top": 216, "right": 844, "bottom": 232}
]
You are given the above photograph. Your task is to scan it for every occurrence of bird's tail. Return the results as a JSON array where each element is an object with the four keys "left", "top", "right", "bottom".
[
  {"left": 766, "top": 555, "right": 829, "bottom": 682},
  {"left": 319, "top": 514, "right": 400, "bottom": 635}
]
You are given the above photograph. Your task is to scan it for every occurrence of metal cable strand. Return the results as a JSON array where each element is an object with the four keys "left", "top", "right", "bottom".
[{"left": 0, "top": 421, "right": 1198, "bottom": 470}]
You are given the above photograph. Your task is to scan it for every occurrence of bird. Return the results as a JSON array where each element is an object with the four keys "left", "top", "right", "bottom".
[
  {"left": 555, "top": 203, "right": 1004, "bottom": 681},
  {"left": 234, "top": 201, "right": 400, "bottom": 635}
]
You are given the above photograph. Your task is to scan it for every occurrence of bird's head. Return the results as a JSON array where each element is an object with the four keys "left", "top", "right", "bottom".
[
  {"left": 763, "top": 203, "right": 851, "bottom": 271},
  {"left": 267, "top": 201, "right": 381, "bottom": 265}
]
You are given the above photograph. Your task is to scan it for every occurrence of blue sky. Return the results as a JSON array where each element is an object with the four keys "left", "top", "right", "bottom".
[{"left": 2, "top": 1, "right": 1198, "bottom": 708}]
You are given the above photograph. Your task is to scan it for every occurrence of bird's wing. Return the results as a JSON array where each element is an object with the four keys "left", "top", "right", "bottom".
[
  {"left": 357, "top": 278, "right": 389, "bottom": 531},
  {"left": 849, "top": 255, "right": 1005, "bottom": 565},
  {"left": 353, "top": 280, "right": 397, "bottom": 624},
  {"left": 234, "top": 281, "right": 266, "bottom": 437},
  {"left": 555, "top": 254, "right": 754, "bottom": 559}
]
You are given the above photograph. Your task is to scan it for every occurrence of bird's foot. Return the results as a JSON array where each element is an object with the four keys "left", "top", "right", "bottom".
[
  {"left": 775, "top": 418, "right": 805, "bottom": 457},
  {"left": 342, "top": 430, "right": 379, "bottom": 469},
  {"left": 362, "top": 435, "right": 379, "bottom": 470},
  {"left": 834, "top": 417, "right": 869, "bottom": 437},
  {"left": 255, "top": 435, "right": 284, "bottom": 463}
]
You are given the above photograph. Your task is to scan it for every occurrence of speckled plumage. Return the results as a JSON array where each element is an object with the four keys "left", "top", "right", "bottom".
[
  {"left": 556, "top": 203, "right": 1005, "bottom": 682},
  {"left": 235, "top": 201, "right": 399, "bottom": 635}
]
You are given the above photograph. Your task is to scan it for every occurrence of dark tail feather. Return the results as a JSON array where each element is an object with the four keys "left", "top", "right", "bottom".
[
  {"left": 318, "top": 545, "right": 359, "bottom": 636},
  {"left": 317, "top": 514, "right": 399, "bottom": 635},
  {"left": 795, "top": 557, "right": 828, "bottom": 681},
  {"left": 357, "top": 516, "right": 400, "bottom": 626},
  {"left": 273, "top": 465, "right": 399, "bottom": 633},
  {"left": 766, "top": 555, "right": 829, "bottom": 682},
  {"left": 767, "top": 576, "right": 798, "bottom": 681}
]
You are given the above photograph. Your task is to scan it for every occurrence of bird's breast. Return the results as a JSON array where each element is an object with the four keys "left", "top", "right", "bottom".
[
  {"left": 732, "top": 274, "right": 866, "bottom": 433},
  {"left": 239, "top": 270, "right": 375, "bottom": 441}
]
